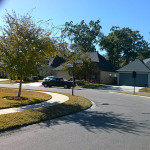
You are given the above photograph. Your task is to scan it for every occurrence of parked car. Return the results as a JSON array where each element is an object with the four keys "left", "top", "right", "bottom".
[
  {"left": 43, "top": 76, "right": 57, "bottom": 81},
  {"left": 42, "top": 77, "right": 75, "bottom": 89}
]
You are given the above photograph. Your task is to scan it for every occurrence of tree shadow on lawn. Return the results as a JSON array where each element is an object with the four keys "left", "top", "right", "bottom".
[{"left": 39, "top": 109, "right": 150, "bottom": 135}]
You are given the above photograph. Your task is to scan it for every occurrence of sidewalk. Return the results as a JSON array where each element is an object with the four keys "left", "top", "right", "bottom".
[{"left": 0, "top": 91, "right": 69, "bottom": 115}]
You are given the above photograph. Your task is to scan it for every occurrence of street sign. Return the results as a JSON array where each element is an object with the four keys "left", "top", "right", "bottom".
[{"left": 132, "top": 71, "right": 136, "bottom": 94}]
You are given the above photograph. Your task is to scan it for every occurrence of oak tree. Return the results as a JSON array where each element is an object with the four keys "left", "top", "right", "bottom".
[{"left": 100, "top": 26, "right": 150, "bottom": 67}]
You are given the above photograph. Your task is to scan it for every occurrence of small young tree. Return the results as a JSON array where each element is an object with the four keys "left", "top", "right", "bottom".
[
  {"left": 0, "top": 11, "right": 57, "bottom": 97},
  {"left": 63, "top": 52, "right": 96, "bottom": 81}
]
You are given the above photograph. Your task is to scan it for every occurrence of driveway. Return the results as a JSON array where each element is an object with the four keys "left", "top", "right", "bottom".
[
  {"left": 97, "top": 85, "right": 143, "bottom": 92},
  {"left": 0, "top": 84, "right": 150, "bottom": 150}
]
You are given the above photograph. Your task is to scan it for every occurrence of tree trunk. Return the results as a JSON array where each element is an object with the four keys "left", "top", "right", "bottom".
[{"left": 18, "top": 75, "right": 23, "bottom": 97}]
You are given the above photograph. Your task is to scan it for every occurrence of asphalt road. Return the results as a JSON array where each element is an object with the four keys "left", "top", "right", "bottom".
[{"left": 0, "top": 84, "right": 150, "bottom": 150}]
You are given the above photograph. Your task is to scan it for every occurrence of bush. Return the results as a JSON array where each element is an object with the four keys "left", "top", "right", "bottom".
[
  {"left": 32, "top": 76, "right": 39, "bottom": 82},
  {"left": 76, "top": 80, "right": 89, "bottom": 86},
  {"left": 23, "top": 76, "right": 39, "bottom": 82}
]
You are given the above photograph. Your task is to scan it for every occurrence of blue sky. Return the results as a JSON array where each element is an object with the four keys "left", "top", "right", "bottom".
[{"left": 0, "top": 0, "right": 150, "bottom": 51}]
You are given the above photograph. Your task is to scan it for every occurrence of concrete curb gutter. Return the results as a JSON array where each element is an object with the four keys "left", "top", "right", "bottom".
[{"left": 0, "top": 91, "right": 69, "bottom": 115}]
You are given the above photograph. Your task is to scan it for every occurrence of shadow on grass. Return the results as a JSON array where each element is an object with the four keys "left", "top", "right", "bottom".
[{"left": 39, "top": 109, "right": 150, "bottom": 135}]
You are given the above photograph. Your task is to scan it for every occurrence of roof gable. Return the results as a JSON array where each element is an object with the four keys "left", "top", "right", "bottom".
[
  {"left": 117, "top": 59, "right": 150, "bottom": 72},
  {"left": 86, "top": 52, "right": 99, "bottom": 62},
  {"left": 96, "top": 53, "right": 117, "bottom": 72},
  {"left": 51, "top": 55, "right": 65, "bottom": 68}
]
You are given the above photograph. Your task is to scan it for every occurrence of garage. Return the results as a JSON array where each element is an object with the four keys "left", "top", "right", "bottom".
[
  {"left": 117, "top": 59, "right": 150, "bottom": 87},
  {"left": 119, "top": 73, "right": 148, "bottom": 87}
]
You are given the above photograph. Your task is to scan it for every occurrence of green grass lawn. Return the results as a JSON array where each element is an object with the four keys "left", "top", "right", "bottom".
[
  {"left": 0, "top": 88, "right": 51, "bottom": 109},
  {"left": 0, "top": 80, "right": 18, "bottom": 84},
  {"left": 0, "top": 80, "right": 42, "bottom": 84},
  {"left": 139, "top": 87, "right": 150, "bottom": 93},
  {"left": 0, "top": 91, "right": 92, "bottom": 132}
]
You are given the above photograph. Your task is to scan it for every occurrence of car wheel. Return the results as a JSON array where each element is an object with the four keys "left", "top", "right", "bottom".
[
  {"left": 64, "top": 85, "right": 68, "bottom": 89},
  {"left": 44, "top": 83, "right": 48, "bottom": 87}
]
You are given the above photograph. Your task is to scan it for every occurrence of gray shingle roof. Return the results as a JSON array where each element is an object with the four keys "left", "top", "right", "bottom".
[
  {"left": 51, "top": 52, "right": 117, "bottom": 72},
  {"left": 117, "top": 59, "right": 150, "bottom": 72},
  {"left": 96, "top": 53, "right": 117, "bottom": 72},
  {"left": 86, "top": 52, "right": 99, "bottom": 62}
]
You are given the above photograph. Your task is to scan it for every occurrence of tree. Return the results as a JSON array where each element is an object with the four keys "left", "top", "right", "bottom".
[
  {"left": 61, "top": 20, "right": 102, "bottom": 81},
  {"left": 63, "top": 52, "right": 96, "bottom": 81},
  {"left": 0, "top": 11, "right": 57, "bottom": 97},
  {"left": 61, "top": 20, "right": 102, "bottom": 53},
  {"left": 100, "top": 26, "right": 150, "bottom": 67}
]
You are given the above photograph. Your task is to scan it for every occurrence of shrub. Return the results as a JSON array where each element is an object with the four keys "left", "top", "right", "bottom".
[{"left": 76, "top": 80, "right": 89, "bottom": 86}]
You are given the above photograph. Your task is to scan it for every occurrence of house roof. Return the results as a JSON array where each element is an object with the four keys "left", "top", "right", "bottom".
[
  {"left": 53, "top": 65, "right": 63, "bottom": 71},
  {"left": 51, "top": 55, "right": 65, "bottom": 68},
  {"left": 86, "top": 52, "right": 99, "bottom": 62},
  {"left": 96, "top": 53, "right": 117, "bottom": 72},
  {"left": 51, "top": 52, "right": 117, "bottom": 72},
  {"left": 117, "top": 59, "right": 150, "bottom": 72}
]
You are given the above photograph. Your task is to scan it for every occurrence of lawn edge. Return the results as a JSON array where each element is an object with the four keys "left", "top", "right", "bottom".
[{"left": 0, "top": 90, "right": 92, "bottom": 132}]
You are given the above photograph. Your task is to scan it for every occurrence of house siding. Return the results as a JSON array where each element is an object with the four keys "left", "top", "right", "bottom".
[
  {"left": 53, "top": 70, "right": 72, "bottom": 79},
  {"left": 100, "top": 71, "right": 116, "bottom": 84}
]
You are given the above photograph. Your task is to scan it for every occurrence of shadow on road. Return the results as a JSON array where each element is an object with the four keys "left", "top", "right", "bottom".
[{"left": 39, "top": 110, "right": 150, "bottom": 135}]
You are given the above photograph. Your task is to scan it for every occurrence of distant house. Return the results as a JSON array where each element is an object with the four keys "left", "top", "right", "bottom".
[
  {"left": 117, "top": 58, "right": 150, "bottom": 87},
  {"left": 50, "top": 52, "right": 117, "bottom": 85}
]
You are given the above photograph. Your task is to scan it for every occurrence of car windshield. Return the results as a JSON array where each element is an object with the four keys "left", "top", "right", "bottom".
[
  {"left": 44, "top": 76, "right": 56, "bottom": 80},
  {"left": 47, "top": 76, "right": 56, "bottom": 79}
]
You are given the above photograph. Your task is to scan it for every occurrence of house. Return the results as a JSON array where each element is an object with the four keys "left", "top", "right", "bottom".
[
  {"left": 117, "top": 58, "right": 150, "bottom": 87},
  {"left": 50, "top": 52, "right": 117, "bottom": 85}
]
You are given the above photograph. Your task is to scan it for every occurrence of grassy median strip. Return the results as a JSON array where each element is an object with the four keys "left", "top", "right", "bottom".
[
  {"left": 0, "top": 88, "right": 51, "bottom": 109},
  {"left": 139, "top": 87, "right": 150, "bottom": 93},
  {"left": 0, "top": 93, "right": 92, "bottom": 131}
]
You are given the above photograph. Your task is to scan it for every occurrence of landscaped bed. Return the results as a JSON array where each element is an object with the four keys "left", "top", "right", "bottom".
[
  {"left": 0, "top": 91, "right": 92, "bottom": 132},
  {"left": 80, "top": 83, "right": 113, "bottom": 89},
  {"left": 0, "top": 88, "right": 51, "bottom": 109}
]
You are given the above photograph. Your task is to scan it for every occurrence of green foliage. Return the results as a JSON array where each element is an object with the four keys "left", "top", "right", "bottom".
[
  {"left": 61, "top": 20, "right": 102, "bottom": 53},
  {"left": 61, "top": 20, "right": 102, "bottom": 81},
  {"left": 100, "top": 26, "right": 150, "bottom": 67},
  {"left": 0, "top": 11, "right": 57, "bottom": 96},
  {"left": 76, "top": 80, "right": 89, "bottom": 86},
  {"left": 63, "top": 52, "right": 97, "bottom": 80}
]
